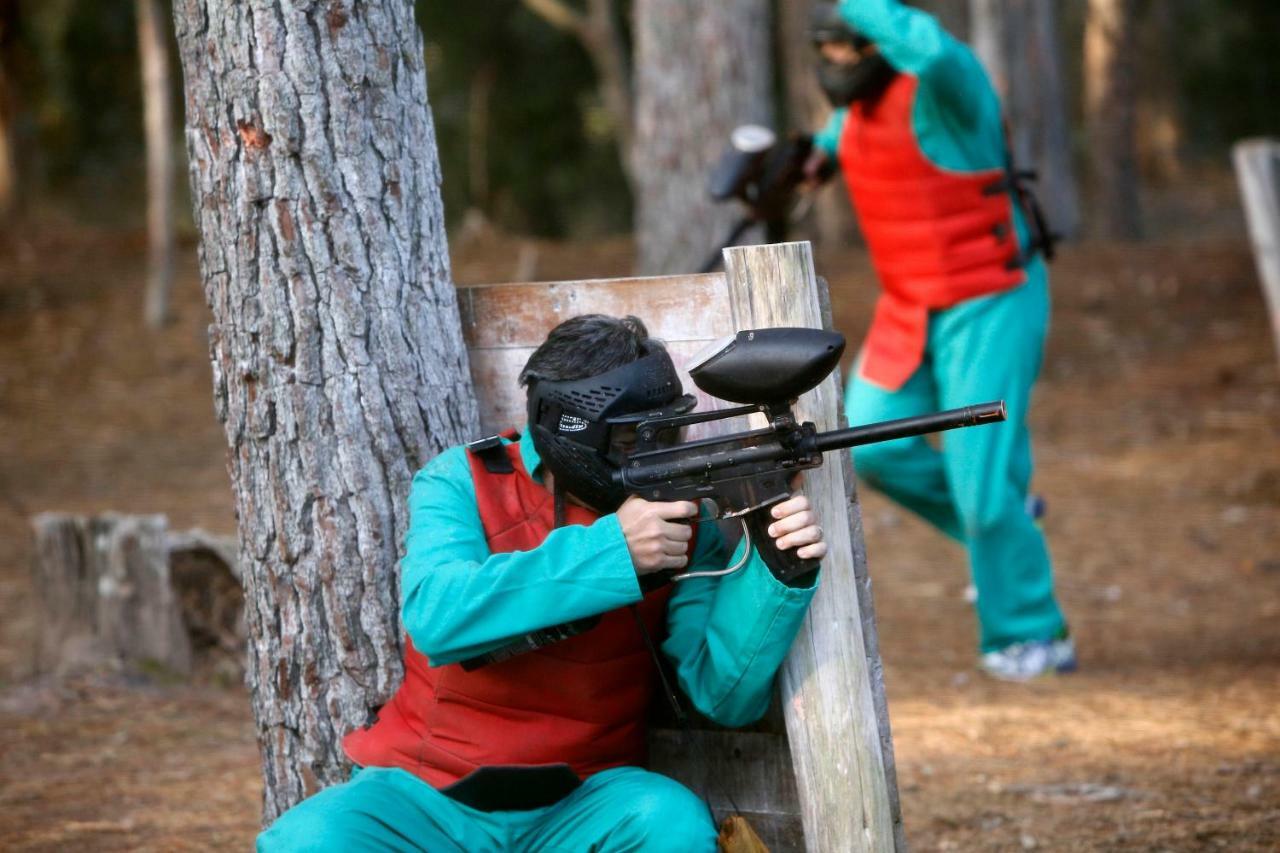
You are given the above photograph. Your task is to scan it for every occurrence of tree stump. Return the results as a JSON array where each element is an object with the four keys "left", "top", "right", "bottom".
[
  {"left": 32, "top": 513, "right": 191, "bottom": 677},
  {"left": 31, "top": 514, "right": 243, "bottom": 679}
]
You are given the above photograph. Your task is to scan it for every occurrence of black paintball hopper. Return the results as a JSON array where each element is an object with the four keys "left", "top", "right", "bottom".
[{"left": 688, "top": 327, "right": 846, "bottom": 404}]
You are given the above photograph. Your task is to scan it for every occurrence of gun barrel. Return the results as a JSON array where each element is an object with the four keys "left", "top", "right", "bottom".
[
  {"left": 811, "top": 400, "right": 1006, "bottom": 454},
  {"left": 621, "top": 400, "right": 1006, "bottom": 489}
]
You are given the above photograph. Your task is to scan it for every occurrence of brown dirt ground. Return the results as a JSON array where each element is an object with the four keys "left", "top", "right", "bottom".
[{"left": 1, "top": 197, "right": 1278, "bottom": 850}]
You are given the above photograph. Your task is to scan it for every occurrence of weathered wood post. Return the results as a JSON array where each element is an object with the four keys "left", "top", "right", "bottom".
[
  {"left": 1233, "top": 139, "right": 1280, "bottom": 366},
  {"left": 723, "top": 242, "right": 903, "bottom": 852}
]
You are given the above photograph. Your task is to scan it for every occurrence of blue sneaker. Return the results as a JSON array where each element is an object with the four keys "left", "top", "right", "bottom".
[{"left": 979, "top": 635, "right": 1077, "bottom": 682}]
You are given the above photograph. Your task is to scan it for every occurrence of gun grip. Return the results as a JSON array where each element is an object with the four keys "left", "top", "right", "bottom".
[{"left": 744, "top": 505, "right": 820, "bottom": 586}]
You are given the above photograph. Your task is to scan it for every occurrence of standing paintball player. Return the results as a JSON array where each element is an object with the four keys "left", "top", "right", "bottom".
[{"left": 805, "top": 0, "right": 1074, "bottom": 680}]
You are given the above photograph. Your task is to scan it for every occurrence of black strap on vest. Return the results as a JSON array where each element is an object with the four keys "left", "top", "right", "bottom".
[
  {"left": 466, "top": 434, "right": 515, "bottom": 474},
  {"left": 456, "top": 459, "right": 602, "bottom": 672}
]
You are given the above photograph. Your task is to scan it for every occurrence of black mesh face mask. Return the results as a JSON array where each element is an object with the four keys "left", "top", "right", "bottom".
[
  {"left": 816, "top": 51, "right": 898, "bottom": 108},
  {"left": 526, "top": 348, "right": 696, "bottom": 514}
]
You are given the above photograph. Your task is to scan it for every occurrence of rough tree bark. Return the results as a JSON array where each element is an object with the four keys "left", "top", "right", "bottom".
[
  {"left": 1084, "top": 0, "right": 1142, "bottom": 240},
  {"left": 137, "top": 0, "right": 176, "bottom": 327},
  {"left": 171, "top": 0, "right": 479, "bottom": 822},
  {"left": 969, "top": 0, "right": 1080, "bottom": 238},
  {"left": 632, "top": 0, "right": 772, "bottom": 275},
  {"left": 521, "top": 0, "right": 634, "bottom": 184}
]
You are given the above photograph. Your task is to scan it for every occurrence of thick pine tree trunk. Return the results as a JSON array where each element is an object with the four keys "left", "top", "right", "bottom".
[
  {"left": 171, "top": 0, "right": 479, "bottom": 822},
  {"left": 969, "top": 0, "right": 1080, "bottom": 238},
  {"left": 632, "top": 0, "right": 772, "bottom": 275},
  {"left": 137, "top": 0, "right": 176, "bottom": 327},
  {"left": 1084, "top": 0, "right": 1142, "bottom": 240}
]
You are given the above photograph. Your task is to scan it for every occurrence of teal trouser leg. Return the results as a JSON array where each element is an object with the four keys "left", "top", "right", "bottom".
[
  {"left": 518, "top": 766, "right": 717, "bottom": 852},
  {"left": 256, "top": 767, "right": 504, "bottom": 853},
  {"left": 846, "top": 265, "right": 1067, "bottom": 653},
  {"left": 257, "top": 765, "right": 716, "bottom": 853}
]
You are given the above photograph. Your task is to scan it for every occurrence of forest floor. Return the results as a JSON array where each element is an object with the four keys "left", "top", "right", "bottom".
[{"left": 0, "top": 190, "right": 1278, "bottom": 850}]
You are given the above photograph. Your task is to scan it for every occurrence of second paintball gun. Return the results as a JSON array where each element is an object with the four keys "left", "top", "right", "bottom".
[{"left": 700, "top": 126, "right": 834, "bottom": 273}]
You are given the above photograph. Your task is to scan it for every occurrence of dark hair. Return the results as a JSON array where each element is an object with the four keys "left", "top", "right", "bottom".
[{"left": 519, "top": 314, "right": 661, "bottom": 387}]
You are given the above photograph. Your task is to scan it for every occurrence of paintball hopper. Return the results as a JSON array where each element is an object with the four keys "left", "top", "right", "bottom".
[
  {"left": 688, "top": 328, "right": 846, "bottom": 404},
  {"left": 708, "top": 125, "right": 779, "bottom": 204}
]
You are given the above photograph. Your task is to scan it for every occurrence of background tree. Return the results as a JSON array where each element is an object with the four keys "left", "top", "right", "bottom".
[
  {"left": 519, "top": 0, "right": 633, "bottom": 184},
  {"left": 1084, "top": 0, "right": 1142, "bottom": 240},
  {"left": 631, "top": 0, "right": 772, "bottom": 275},
  {"left": 136, "top": 0, "right": 174, "bottom": 327},
  {"left": 0, "top": 1, "right": 15, "bottom": 220},
  {"left": 970, "top": 0, "right": 1081, "bottom": 238},
  {"left": 171, "top": 0, "right": 479, "bottom": 821}
]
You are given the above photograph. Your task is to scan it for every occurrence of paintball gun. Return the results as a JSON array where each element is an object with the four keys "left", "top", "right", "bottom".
[
  {"left": 622, "top": 327, "right": 1004, "bottom": 584},
  {"left": 700, "top": 125, "right": 834, "bottom": 273},
  {"left": 460, "top": 327, "right": 1004, "bottom": 670}
]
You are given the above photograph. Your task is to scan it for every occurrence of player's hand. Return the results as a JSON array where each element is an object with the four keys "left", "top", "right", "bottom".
[
  {"left": 767, "top": 494, "right": 827, "bottom": 561},
  {"left": 617, "top": 496, "right": 697, "bottom": 576},
  {"left": 802, "top": 149, "right": 832, "bottom": 190}
]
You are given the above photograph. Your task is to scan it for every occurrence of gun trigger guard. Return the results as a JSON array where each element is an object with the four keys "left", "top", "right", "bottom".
[
  {"left": 720, "top": 493, "right": 788, "bottom": 520},
  {"left": 670, "top": 518, "right": 752, "bottom": 583}
]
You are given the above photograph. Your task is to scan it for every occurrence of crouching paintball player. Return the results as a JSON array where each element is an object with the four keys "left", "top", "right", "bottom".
[
  {"left": 805, "top": 0, "right": 1074, "bottom": 680},
  {"left": 257, "top": 314, "right": 827, "bottom": 851}
]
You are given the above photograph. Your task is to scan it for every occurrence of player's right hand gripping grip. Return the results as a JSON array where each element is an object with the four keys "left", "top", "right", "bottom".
[{"left": 744, "top": 505, "right": 820, "bottom": 586}]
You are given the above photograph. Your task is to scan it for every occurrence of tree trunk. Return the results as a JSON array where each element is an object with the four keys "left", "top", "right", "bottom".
[
  {"left": 521, "top": 0, "right": 634, "bottom": 184},
  {"left": 171, "top": 0, "right": 479, "bottom": 823},
  {"left": 911, "top": 0, "right": 969, "bottom": 42},
  {"left": 777, "top": 0, "right": 855, "bottom": 248},
  {"left": 632, "top": 0, "right": 772, "bottom": 275},
  {"left": 969, "top": 0, "right": 1080, "bottom": 238},
  {"left": 1084, "top": 0, "right": 1142, "bottom": 240},
  {"left": 137, "top": 0, "right": 176, "bottom": 327},
  {"left": 0, "top": 0, "right": 17, "bottom": 221},
  {"left": 1134, "top": 0, "right": 1185, "bottom": 184}
]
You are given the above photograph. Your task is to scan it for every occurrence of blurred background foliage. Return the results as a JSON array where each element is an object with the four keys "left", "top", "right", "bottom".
[{"left": 1, "top": 0, "right": 1278, "bottom": 237}]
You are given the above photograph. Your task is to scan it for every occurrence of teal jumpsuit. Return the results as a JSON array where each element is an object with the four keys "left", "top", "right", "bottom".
[
  {"left": 258, "top": 431, "right": 818, "bottom": 851},
  {"left": 815, "top": 0, "right": 1067, "bottom": 654}
]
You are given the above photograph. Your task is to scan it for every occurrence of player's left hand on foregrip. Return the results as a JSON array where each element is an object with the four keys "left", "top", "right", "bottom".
[{"left": 766, "top": 494, "right": 827, "bottom": 561}]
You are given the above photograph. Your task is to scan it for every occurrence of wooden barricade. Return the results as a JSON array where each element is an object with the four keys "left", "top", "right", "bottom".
[{"left": 457, "top": 241, "right": 904, "bottom": 852}]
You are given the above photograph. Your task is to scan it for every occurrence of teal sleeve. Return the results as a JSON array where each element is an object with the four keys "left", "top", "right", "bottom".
[
  {"left": 399, "top": 446, "right": 642, "bottom": 666},
  {"left": 813, "top": 108, "right": 848, "bottom": 157},
  {"left": 661, "top": 518, "right": 819, "bottom": 727},
  {"left": 837, "top": 0, "right": 989, "bottom": 125}
]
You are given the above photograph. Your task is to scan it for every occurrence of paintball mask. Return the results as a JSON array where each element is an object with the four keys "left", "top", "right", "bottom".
[
  {"left": 526, "top": 346, "right": 696, "bottom": 514},
  {"left": 811, "top": 4, "right": 897, "bottom": 107}
]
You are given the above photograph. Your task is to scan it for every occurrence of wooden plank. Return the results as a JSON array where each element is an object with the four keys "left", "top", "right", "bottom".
[
  {"left": 723, "top": 242, "right": 903, "bottom": 852},
  {"left": 459, "top": 273, "right": 736, "bottom": 436},
  {"left": 1233, "top": 139, "right": 1280, "bottom": 366},
  {"left": 649, "top": 725, "right": 804, "bottom": 853}
]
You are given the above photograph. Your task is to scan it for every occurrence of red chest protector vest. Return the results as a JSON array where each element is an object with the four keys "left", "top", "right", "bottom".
[
  {"left": 839, "top": 73, "right": 1026, "bottom": 391},
  {"left": 342, "top": 436, "right": 674, "bottom": 788}
]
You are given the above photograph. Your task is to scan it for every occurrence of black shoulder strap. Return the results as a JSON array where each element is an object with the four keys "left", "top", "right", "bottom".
[{"left": 466, "top": 434, "right": 515, "bottom": 474}]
